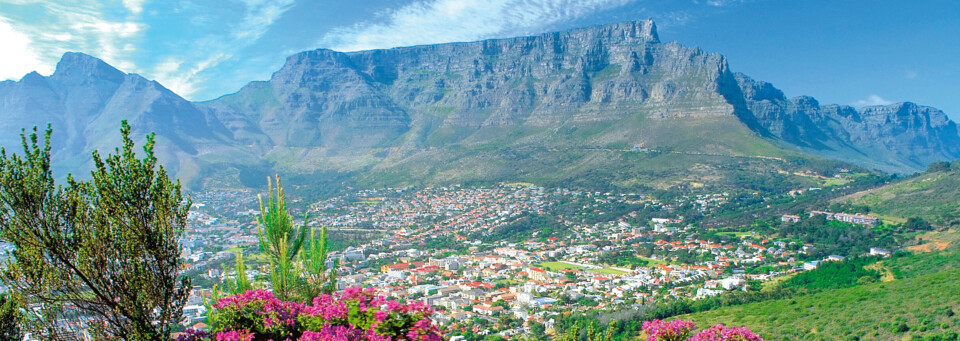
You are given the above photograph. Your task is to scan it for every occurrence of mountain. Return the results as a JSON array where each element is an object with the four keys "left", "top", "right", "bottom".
[
  {"left": 1, "top": 20, "right": 958, "bottom": 189},
  {"left": 0, "top": 52, "right": 244, "bottom": 182},
  {"left": 734, "top": 74, "right": 960, "bottom": 173}
]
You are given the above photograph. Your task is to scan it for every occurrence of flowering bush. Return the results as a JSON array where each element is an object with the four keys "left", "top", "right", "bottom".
[
  {"left": 643, "top": 319, "right": 762, "bottom": 341},
  {"left": 201, "top": 288, "right": 442, "bottom": 341},
  {"left": 175, "top": 328, "right": 209, "bottom": 341},
  {"left": 689, "top": 324, "right": 763, "bottom": 341},
  {"left": 642, "top": 319, "right": 696, "bottom": 341}
]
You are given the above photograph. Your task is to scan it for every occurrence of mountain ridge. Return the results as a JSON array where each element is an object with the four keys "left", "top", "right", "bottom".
[{"left": 1, "top": 20, "right": 957, "bottom": 189}]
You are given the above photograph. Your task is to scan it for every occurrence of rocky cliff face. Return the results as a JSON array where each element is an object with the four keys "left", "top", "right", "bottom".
[
  {"left": 732, "top": 73, "right": 960, "bottom": 172},
  {"left": 203, "top": 19, "right": 959, "bottom": 175},
  {"left": 1, "top": 20, "right": 957, "bottom": 188},
  {"left": 203, "top": 20, "right": 771, "bottom": 173}
]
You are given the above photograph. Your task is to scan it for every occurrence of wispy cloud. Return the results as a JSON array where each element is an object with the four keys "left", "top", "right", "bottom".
[
  {"left": 0, "top": 0, "right": 294, "bottom": 99},
  {"left": 148, "top": 0, "right": 294, "bottom": 98},
  {"left": 0, "top": 1, "right": 145, "bottom": 77},
  {"left": 234, "top": 0, "right": 295, "bottom": 39},
  {"left": 150, "top": 53, "right": 230, "bottom": 97},
  {"left": 905, "top": 70, "right": 918, "bottom": 79},
  {"left": 0, "top": 15, "right": 48, "bottom": 80},
  {"left": 320, "top": 0, "right": 635, "bottom": 52},
  {"left": 853, "top": 94, "right": 893, "bottom": 107}
]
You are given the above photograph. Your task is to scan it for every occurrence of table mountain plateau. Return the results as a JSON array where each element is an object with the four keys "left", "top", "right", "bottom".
[{"left": 1, "top": 20, "right": 956, "bottom": 189}]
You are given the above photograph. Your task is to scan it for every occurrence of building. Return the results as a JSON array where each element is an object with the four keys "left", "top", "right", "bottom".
[
  {"left": 808, "top": 211, "right": 878, "bottom": 226},
  {"left": 780, "top": 214, "right": 801, "bottom": 223},
  {"left": 527, "top": 267, "right": 549, "bottom": 282}
]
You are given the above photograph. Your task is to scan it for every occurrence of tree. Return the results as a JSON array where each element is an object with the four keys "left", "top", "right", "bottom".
[
  {"left": 0, "top": 123, "right": 191, "bottom": 340},
  {"left": 220, "top": 251, "right": 253, "bottom": 295},
  {"left": 297, "top": 225, "right": 338, "bottom": 299},
  {"left": 256, "top": 175, "right": 306, "bottom": 301}
]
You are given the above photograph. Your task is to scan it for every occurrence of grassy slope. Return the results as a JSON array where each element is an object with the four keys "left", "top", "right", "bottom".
[
  {"left": 838, "top": 166, "right": 960, "bottom": 227},
  {"left": 682, "top": 249, "right": 960, "bottom": 340},
  {"left": 683, "top": 268, "right": 960, "bottom": 340}
]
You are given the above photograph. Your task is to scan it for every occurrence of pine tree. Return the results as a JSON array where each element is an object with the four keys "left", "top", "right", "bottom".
[
  {"left": 255, "top": 175, "right": 306, "bottom": 301},
  {"left": 298, "top": 225, "right": 338, "bottom": 299}
]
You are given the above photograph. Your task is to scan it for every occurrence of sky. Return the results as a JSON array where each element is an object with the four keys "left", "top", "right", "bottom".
[{"left": 0, "top": 0, "right": 957, "bottom": 117}]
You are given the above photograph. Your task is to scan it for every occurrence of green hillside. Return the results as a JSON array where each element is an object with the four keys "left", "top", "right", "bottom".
[
  {"left": 838, "top": 161, "right": 960, "bottom": 228},
  {"left": 682, "top": 250, "right": 960, "bottom": 340}
]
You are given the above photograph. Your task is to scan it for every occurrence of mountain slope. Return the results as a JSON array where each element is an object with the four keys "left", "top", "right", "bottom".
[
  {"left": 734, "top": 74, "right": 960, "bottom": 173},
  {"left": 0, "top": 52, "right": 238, "bottom": 184},
  {"left": 838, "top": 160, "right": 960, "bottom": 228},
  {"left": 683, "top": 256, "right": 960, "bottom": 340},
  {"left": 202, "top": 19, "right": 958, "bottom": 183},
  {"left": 1, "top": 20, "right": 957, "bottom": 189}
]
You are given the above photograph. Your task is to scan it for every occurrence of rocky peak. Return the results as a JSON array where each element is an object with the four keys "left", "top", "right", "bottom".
[{"left": 50, "top": 52, "right": 126, "bottom": 85}]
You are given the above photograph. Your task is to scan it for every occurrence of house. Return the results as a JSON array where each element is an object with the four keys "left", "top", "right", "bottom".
[
  {"left": 780, "top": 214, "right": 801, "bottom": 223},
  {"left": 825, "top": 255, "right": 846, "bottom": 262},
  {"left": 803, "top": 260, "right": 820, "bottom": 270},
  {"left": 869, "top": 247, "right": 891, "bottom": 257},
  {"left": 472, "top": 304, "right": 504, "bottom": 316},
  {"left": 462, "top": 289, "right": 486, "bottom": 301}
]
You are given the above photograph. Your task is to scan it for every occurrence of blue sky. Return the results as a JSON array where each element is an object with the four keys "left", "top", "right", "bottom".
[{"left": 0, "top": 0, "right": 957, "bottom": 118}]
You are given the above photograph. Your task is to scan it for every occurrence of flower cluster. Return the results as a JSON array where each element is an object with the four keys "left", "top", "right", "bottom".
[
  {"left": 642, "top": 319, "right": 696, "bottom": 341},
  {"left": 204, "top": 288, "right": 442, "bottom": 341},
  {"left": 643, "top": 319, "right": 762, "bottom": 341},
  {"left": 689, "top": 324, "right": 764, "bottom": 341},
  {"left": 175, "top": 328, "right": 210, "bottom": 341}
]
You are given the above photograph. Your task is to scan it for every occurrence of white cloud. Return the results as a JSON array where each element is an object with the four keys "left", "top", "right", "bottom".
[
  {"left": 905, "top": 70, "right": 918, "bottom": 79},
  {"left": 0, "top": 1, "right": 145, "bottom": 75},
  {"left": 122, "top": 0, "right": 146, "bottom": 15},
  {"left": 853, "top": 94, "right": 893, "bottom": 107},
  {"left": 704, "top": 0, "right": 748, "bottom": 7},
  {"left": 320, "top": 0, "right": 634, "bottom": 52},
  {"left": 0, "top": 16, "right": 50, "bottom": 79}
]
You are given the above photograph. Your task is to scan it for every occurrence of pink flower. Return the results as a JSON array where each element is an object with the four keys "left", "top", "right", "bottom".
[
  {"left": 211, "top": 287, "right": 442, "bottom": 341},
  {"left": 642, "top": 319, "right": 696, "bottom": 341},
  {"left": 216, "top": 329, "right": 255, "bottom": 341},
  {"left": 689, "top": 324, "right": 764, "bottom": 341}
]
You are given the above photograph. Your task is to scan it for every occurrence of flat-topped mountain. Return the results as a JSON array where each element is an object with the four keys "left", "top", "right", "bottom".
[{"left": 1, "top": 20, "right": 957, "bottom": 189}]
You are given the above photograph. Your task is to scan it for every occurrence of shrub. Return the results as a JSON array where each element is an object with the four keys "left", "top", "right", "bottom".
[
  {"left": 203, "top": 288, "right": 442, "bottom": 341},
  {"left": 643, "top": 319, "right": 763, "bottom": 341}
]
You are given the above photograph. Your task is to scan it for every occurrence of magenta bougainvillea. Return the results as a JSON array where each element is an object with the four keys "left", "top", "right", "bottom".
[
  {"left": 643, "top": 319, "right": 763, "bottom": 341},
  {"left": 192, "top": 288, "right": 442, "bottom": 341}
]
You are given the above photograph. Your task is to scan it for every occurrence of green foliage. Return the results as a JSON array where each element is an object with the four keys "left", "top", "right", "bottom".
[
  {"left": 927, "top": 161, "right": 952, "bottom": 173},
  {"left": 256, "top": 175, "right": 306, "bottom": 301},
  {"left": 775, "top": 215, "right": 901, "bottom": 257},
  {"left": 904, "top": 217, "right": 933, "bottom": 231},
  {"left": 297, "top": 226, "right": 338, "bottom": 299},
  {"left": 845, "top": 165, "right": 960, "bottom": 228},
  {"left": 779, "top": 257, "right": 881, "bottom": 291},
  {"left": 884, "top": 247, "right": 960, "bottom": 279},
  {"left": 221, "top": 252, "right": 253, "bottom": 295},
  {"left": 0, "top": 122, "right": 191, "bottom": 340},
  {"left": 0, "top": 293, "right": 23, "bottom": 341},
  {"left": 684, "top": 267, "right": 960, "bottom": 340},
  {"left": 474, "top": 214, "right": 568, "bottom": 243},
  {"left": 596, "top": 251, "right": 650, "bottom": 268}
]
